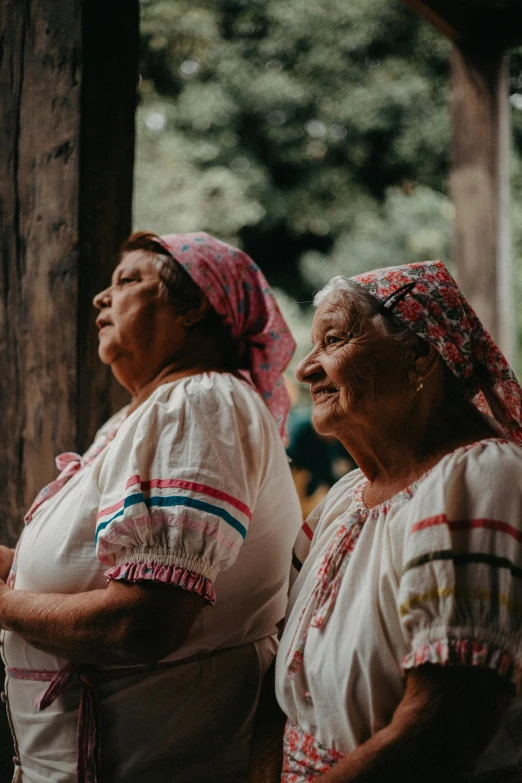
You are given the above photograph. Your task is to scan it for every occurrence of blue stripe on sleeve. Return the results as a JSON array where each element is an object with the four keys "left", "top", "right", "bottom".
[{"left": 95, "top": 493, "right": 247, "bottom": 543}]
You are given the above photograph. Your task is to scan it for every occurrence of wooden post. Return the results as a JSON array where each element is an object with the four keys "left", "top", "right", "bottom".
[
  {"left": 450, "top": 45, "right": 514, "bottom": 360},
  {"left": 0, "top": 2, "right": 138, "bottom": 776},
  {"left": 0, "top": 0, "right": 137, "bottom": 541},
  {"left": 0, "top": 0, "right": 82, "bottom": 545}
]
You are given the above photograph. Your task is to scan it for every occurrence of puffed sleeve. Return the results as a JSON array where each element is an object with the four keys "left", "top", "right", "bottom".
[
  {"left": 398, "top": 441, "right": 522, "bottom": 693},
  {"left": 94, "top": 375, "right": 266, "bottom": 605}
]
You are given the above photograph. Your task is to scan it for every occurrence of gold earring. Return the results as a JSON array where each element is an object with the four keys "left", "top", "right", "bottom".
[{"left": 415, "top": 377, "right": 424, "bottom": 392}]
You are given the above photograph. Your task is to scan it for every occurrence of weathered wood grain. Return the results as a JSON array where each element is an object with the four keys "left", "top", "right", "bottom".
[
  {"left": 0, "top": 0, "right": 27, "bottom": 545},
  {"left": 0, "top": 0, "right": 138, "bottom": 538},
  {"left": 0, "top": 0, "right": 82, "bottom": 543}
]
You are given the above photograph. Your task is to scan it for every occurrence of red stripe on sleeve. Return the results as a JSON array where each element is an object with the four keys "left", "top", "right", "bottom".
[
  {"left": 125, "top": 475, "right": 251, "bottom": 519},
  {"left": 302, "top": 522, "right": 314, "bottom": 541},
  {"left": 412, "top": 515, "right": 522, "bottom": 543}
]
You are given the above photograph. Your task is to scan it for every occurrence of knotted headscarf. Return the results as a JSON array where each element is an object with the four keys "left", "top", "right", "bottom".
[
  {"left": 158, "top": 232, "right": 296, "bottom": 441},
  {"left": 353, "top": 260, "right": 522, "bottom": 445}
]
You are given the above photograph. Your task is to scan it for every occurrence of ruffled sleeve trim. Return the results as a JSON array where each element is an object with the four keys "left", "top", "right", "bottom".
[
  {"left": 403, "top": 638, "right": 521, "bottom": 693},
  {"left": 105, "top": 562, "right": 216, "bottom": 605}
]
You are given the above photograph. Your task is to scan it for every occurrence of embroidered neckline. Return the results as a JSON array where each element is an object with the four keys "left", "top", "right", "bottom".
[{"left": 355, "top": 437, "right": 511, "bottom": 513}]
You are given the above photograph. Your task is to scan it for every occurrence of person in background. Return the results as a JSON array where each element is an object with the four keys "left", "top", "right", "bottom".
[
  {"left": 0, "top": 231, "right": 302, "bottom": 783},
  {"left": 268, "top": 261, "right": 521, "bottom": 781},
  {"left": 286, "top": 400, "right": 356, "bottom": 520}
]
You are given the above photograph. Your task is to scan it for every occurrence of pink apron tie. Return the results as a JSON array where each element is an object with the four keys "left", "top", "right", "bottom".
[{"left": 6, "top": 648, "right": 232, "bottom": 782}]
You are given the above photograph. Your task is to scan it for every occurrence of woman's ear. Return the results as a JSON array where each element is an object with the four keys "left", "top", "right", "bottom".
[
  {"left": 408, "top": 340, "right": 440, "bottom": 387},
  {"left": 179, "top": 295, "right": 212, "bottom": 328}
]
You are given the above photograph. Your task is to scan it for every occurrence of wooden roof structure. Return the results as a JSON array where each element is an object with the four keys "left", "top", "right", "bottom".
[
  {"left": 401, "top": 0, "right": 522, "bottom": 362},
  {"left": 402, "top": 0, "right": 522, "bottom": 46}
]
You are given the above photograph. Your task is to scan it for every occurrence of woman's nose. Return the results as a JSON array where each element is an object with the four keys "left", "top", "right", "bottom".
[
  {"left": 93, "top": 286, "right": 111, "bottom": 310},
  {"left": 295, "top": 350, "right": 322, "bottom": 384}
]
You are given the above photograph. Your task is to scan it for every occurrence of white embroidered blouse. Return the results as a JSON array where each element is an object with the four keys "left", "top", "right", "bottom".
[{"left": 276, "top": 439, "right": 522, "bottom": 781}]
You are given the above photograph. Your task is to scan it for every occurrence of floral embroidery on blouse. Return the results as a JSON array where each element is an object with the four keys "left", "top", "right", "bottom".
[{"left": 282, "top": 719, "right": 343, "bottom": 782}]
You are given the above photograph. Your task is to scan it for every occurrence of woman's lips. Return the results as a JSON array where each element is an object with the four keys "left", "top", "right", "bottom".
[{"left": 311, "top": 385, "right": 338, "bottom": 402}]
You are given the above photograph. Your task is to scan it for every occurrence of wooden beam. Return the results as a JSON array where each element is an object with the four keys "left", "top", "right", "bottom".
[
  {"left": 0, "top": 1, "right": 82, "bottom": 775},
  {"left": 0, "top": 0, "right": 138, "bottom": 538},
  {"left": 400, "top": 0, "right": 460, "bottom": 42},
  {"left": 0, "top": 0, "right": 82, "bottom": 544},
  {"left": 400, "top": 0, "right": 522, "bottom": 47},
  {"left": 450, "top": 44, "right": 514, "bottom": 360},
  {"left": 0, "top": 1, "right": 138, "bottom": 777}
]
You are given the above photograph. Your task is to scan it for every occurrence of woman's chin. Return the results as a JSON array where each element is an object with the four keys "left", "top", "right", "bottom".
[
  {"left": 311, "top": 408, "right": 336, "bottom": 437},
  {"left": 97, "top": 344, "right": 116, "bottom": 366}
]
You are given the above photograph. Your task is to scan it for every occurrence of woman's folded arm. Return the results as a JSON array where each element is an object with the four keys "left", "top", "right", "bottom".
[
  {"left": 315, "top": 663, "right": 512, "bottom": 783},
  {"left": 0, "top": 578, "right": 206, "bottom": 665}
]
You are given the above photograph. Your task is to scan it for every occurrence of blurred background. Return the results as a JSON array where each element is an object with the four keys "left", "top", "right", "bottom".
[
  {"left": 134, "top": 0, "right": 522, "bottom": 376},
  {"left": 133, "top": 0, "right": 522, "bottom": 509}
]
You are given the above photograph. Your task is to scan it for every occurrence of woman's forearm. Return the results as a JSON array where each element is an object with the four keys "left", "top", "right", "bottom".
[
  {"left": 0, "top": 583, "right": 147, "bottom": 664},
  {"left": 0, "top": 580, "right": 205, "bottom": 666},
  {"left": 312, "top": 722, "right": 461, "bottom": 783},
  {"left": 315, "top": 665, "right": 511, "bottom": 783}
]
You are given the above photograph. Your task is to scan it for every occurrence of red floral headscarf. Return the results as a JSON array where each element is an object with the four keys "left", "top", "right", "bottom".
[
  {"left": 353, "top": 260, "right": 522, "bottom": 445},
  {"left": 158, "top": 232, "right": 296, "bottom": 441}
]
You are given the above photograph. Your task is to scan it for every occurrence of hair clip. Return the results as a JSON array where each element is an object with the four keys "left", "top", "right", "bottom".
[{"left": 377, "top": 281, "right": 416, "bottom": 314}]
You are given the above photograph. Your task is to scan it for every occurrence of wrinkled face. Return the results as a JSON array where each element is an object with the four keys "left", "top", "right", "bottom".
[
  {"left": 295, "top": 291, "right": 412, "bottom": 437},
  {"left": 93, "top": 249, "right": 182, "bottom": 369}
]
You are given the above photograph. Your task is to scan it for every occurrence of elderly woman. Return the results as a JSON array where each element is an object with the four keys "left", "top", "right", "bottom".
[
  {"left": 0, "top": 232, "right": 302, "bottom": 783},
  {"left": 270, "top": 261, "right": 522, "bottom": 782}
]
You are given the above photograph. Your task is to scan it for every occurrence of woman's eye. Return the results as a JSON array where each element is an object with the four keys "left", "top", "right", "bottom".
[
  {"left": 118, "top": 277, "right": 135, "bottom": 285},
  {"left": 325, "top": 333, "right": 352, "bottom": 346},
  {"left": 325, "top": 334, "right": 340, "bottom": 345}
]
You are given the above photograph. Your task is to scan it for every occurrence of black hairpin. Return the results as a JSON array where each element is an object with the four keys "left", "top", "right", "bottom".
[{"left": 377, "top": 281, "right": 416, "bottom": 314}]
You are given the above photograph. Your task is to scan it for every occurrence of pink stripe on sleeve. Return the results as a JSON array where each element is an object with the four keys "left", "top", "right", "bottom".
[
  {"left": 124, "top": 475, "right": 251, "bottom": 519},
  {"left": 96, "top": 499, "right": 124, "bottom": 522}
]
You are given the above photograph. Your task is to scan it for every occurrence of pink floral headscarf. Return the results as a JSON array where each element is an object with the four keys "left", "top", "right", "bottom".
[
  {"left": 353, "top": 260, "right": 522, "bottom": 445},
  {"left": 158, "top": 232, "right": 296, "bottom": 441}
]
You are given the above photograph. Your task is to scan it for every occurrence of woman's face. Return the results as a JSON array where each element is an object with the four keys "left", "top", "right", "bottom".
[
  {"left": 295, "top": 291, "right": 412, "bottom": 438},
  {"left": 93, "top": 250, "right": 184, "bottom": 381}
]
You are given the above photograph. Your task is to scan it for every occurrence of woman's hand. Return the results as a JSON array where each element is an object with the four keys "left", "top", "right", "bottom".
[
  {"left": 315, "top": 663, "right": 512, "bottom": 783},
  {"left": 0, "top": 545, "right": 15, "bottom": 583}
]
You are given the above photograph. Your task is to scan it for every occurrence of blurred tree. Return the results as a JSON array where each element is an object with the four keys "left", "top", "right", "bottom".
[
  {"left": 136, "top": 0, "right": 450, "bottom": 285},
  {"left": 135, "top": 0, "right": 522, "bottom": 370}
]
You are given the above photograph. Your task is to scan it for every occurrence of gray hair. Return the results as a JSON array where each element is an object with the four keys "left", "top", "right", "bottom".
[{"left": 314, "top": 275, "right": 418, "bottom": 349}]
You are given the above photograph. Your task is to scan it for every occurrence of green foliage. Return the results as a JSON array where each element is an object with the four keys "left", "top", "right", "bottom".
[
  {"left": 136, "top": 1, "right": 522, "bottom": 373},
  {"left": 136, "top": 0, "right": 451, "bottom": 292},
  {"left": 300, "top": 185, "right": 455, "bottom": 287}
]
